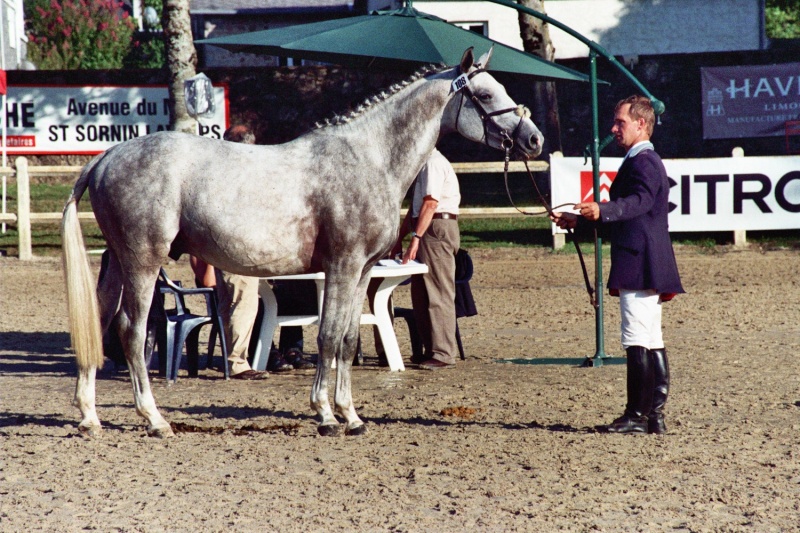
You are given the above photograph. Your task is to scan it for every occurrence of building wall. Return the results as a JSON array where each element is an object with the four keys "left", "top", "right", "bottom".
[
  {"left": 418, "top": 0, "right": 764, "bottom": 59},
  {"left": 0, "top": 0, "right": 27, "bottom": 69}
]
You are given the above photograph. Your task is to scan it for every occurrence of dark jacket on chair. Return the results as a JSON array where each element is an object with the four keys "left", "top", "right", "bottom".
[
  {"left": 454, "top": 248, "right": 477, "bottom": 318},
  {"left": 585, "top": 149, "right": 684, "bottom": 296}
]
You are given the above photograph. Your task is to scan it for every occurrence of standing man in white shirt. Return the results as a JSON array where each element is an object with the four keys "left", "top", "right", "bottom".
[{"left": 397, "top": 148, "right": 461, "bottom": 370}]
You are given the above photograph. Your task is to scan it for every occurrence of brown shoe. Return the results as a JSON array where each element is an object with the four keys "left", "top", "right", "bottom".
[
  {"left": 231, "top": 369, "right": 269, "bottom": 380},
  {"left": 418, "top": 358, "right": 453, "bottom": 370}
]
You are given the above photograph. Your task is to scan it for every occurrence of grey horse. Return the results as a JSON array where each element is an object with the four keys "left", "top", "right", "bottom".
[{"left": 61, "top": 48, "right": 543, "bottom": 437}]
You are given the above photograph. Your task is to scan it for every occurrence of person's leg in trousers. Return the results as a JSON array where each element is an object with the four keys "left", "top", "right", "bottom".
[
  {"left": 215, "top": 270, "right": 261, "bottom": 376},
  {"left": 608, "top": 290, "right": 658, "bottom": 433},
  {"left": 414, "top": 220, "right": 459, "bottom": 366}
]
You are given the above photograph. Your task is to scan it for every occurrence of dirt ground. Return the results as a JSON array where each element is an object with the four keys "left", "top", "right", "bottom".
[{"left": 1, "top": 246, "right": 799, "bottom": 532}]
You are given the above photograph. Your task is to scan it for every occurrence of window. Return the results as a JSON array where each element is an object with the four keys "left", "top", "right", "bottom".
[{"left": 454, "top": 21, "right": 487, "bottom": 37}]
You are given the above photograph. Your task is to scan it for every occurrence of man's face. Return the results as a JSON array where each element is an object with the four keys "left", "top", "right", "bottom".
[{"left": 611, "top": 103, "right": 647, "bottom": 151}]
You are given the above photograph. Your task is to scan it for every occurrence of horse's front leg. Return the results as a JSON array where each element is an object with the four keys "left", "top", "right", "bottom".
[
  {"left": 333, "top": 275, "right": 371, "bottom": 436},
  {"left": 119, "top": 273, "right": 173, "bottom": 437},
  {"left": 311, "top": 270, "right": 369, "bottom": 436},
  {"left": 333, "top": 318, "right": 367, "bottom": 435},
  {"left": 310, "top": 337, "right": 339, "bottom": 435}
]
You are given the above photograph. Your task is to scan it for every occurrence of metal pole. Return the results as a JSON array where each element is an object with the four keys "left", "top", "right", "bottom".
[{"left": 588, "top": 50, "right": 607, "bottom": 365}]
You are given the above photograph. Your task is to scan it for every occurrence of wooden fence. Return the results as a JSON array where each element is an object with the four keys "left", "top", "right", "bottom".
[{"left": 0, "top": 158, "right": 551, "bottom": 260}]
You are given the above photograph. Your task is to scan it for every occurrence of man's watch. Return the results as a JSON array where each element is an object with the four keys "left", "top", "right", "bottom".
[{"left": 411, "top": 231, "right": 421, "bottom": 240}]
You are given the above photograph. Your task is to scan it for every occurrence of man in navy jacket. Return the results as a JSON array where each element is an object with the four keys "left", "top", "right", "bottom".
[{"left": 552, "top": 95, "right": 684, "bottom": 434}]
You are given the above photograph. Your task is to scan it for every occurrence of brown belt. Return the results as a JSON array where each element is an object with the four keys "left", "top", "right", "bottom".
[{"left": 432, "top": 213, "right": 458, "bottom": 220}]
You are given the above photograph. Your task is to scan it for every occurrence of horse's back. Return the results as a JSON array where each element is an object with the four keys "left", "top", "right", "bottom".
[{"left": 86, "top": 131, "right": 319, "bottom": 273}]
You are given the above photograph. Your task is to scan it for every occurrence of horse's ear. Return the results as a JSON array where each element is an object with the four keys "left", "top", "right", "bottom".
[
  {"left": 476, "top": 46, "right": 494, "bottom": 69},
  {"left": 459, "top": 47, "right": 475, "bottom": 73}
]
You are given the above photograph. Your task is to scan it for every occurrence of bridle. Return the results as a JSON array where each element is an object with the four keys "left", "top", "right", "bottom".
[
  {"left": 452, "top": 66, "right": 597, "bottom": 307},
  {"left": 453, "top": 67, "right": 530, "bottom": 152}
]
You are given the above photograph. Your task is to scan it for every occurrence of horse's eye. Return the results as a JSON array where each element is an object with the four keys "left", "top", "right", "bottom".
[{"left": 478, "top": 93, "right": 492, "bottom": 102}]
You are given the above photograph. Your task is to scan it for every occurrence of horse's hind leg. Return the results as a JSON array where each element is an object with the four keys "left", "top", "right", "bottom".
[
  {"left": 72, "top": 251, "right": 123, "bottom": 436},
  {"left": 118, "top": 265, "right": 174, "bottom": 437},
  {"left": 74, "top": 367, "right": 101, "bottom": 436}
]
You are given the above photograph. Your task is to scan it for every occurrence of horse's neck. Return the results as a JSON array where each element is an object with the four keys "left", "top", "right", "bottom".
[{"left": 341, "top": 77, "right": 453, "bottom": 190}]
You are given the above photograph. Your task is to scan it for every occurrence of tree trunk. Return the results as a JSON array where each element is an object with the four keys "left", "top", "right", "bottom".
[
  {"left": 518, "top": 0, "right": 562, "bottom": 154},
  {"left": 162, "top": 0, "right": 197, "bottom": 134}
]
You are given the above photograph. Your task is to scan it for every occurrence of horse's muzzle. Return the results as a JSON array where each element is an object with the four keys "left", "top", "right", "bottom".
[{"left": 516, "top": 127, "right": 544, "bottom": 160}]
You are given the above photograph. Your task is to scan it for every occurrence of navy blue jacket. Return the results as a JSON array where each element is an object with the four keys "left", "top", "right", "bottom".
[{"left": 584, "top": 148, "right": 684, "bottom": 295}]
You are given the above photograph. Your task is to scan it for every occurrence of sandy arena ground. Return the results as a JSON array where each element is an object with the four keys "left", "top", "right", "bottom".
[{"left": 1, "top": 246, "right": 799, "bottom": 531}]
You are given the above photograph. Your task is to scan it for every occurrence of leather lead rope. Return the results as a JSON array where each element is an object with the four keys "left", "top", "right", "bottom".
[{"left": 501, "top": 147, "right": 597, "bottom": 308}]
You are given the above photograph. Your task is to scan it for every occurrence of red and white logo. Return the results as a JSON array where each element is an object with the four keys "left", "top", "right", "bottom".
[{"left": 580, "top": 170, "right": 616, "bottom": 203}]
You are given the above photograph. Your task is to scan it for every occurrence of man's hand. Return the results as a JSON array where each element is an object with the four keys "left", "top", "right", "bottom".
[
  {"left": 575, "top": 202, "right": 600, "bottom": 221},
  {"left": 550, "top": 211, "right": 578, "bottom": 229},
  {"left": 401, "top": 238, "right": 419, "bottom": 264}
]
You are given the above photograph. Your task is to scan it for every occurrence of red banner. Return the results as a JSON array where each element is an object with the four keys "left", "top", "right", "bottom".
[{"left": 0, "top": 70, "right": 6, "bottom": 95}]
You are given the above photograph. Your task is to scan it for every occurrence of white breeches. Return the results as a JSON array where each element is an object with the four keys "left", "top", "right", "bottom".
[{"left": 619, "top": 289, "right": 664, "bottom": 350}]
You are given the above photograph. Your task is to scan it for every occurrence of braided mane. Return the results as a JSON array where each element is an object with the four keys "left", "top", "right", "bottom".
[{"left": 313, "top": 63, "right": 448, "bottom": 129}]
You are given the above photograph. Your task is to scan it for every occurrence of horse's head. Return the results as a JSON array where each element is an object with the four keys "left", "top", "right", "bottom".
[{"left": 444, "top": 48, "right": 544, "bottom": 160}]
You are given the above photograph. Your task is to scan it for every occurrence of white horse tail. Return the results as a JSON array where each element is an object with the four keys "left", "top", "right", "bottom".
[{"left": 61, "top": 165, "right": 104, "bottom": 370}]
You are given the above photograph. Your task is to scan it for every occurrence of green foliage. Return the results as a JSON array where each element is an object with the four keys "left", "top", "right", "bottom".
[
  {"left": 125, "top": 0, "right": 165, "bottom": 69},
  {"left": 26, "top": 0, "right": 136, "bottom": 70},
  {"left": 124, "top": 31, "right": 165, "bottom": 69},
  {"left": 765, "top": 0, "right": 800, "bottom": 39}
]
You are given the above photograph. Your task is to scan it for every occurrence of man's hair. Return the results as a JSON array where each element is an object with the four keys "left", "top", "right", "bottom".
[
  {"left": 223, "top": 124, "right": 255, "bottom": 144},
  {"left": 616, "top": 95, "right": 655, "bottom": 136}
]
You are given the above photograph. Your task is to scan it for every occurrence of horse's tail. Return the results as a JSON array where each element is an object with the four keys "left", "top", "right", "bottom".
[{"left": 61, "top": 159, "right": 104, "bottom": 370}]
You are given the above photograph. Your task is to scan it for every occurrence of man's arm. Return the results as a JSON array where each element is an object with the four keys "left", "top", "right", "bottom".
[{"left": 402, "top": 196, "right": 438, "bottom": 263}]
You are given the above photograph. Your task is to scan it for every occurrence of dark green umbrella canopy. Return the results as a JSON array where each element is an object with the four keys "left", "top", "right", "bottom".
[{"left": 197, "top": 5, "right": 592, "bottom": 83}]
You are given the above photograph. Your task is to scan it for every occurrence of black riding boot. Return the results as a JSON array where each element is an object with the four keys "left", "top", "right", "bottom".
[
  {"left": 607, "top": 346, "right": 654, "bottom": 434},
  {"left": 648, "top": 348, "right": 670, "bottom": 434}
]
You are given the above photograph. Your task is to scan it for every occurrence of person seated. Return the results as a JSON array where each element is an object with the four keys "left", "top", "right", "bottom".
[{"left": 268, "top": 279, "right": 318, "bottom": 369}]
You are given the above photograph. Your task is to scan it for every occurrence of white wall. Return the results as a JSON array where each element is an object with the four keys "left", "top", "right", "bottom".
[
  {"left": 418, "top": 0, "right": 764, "bottom": 59},
  {"left": 1, "top": 0, "right": 27, "bottom": 69}
]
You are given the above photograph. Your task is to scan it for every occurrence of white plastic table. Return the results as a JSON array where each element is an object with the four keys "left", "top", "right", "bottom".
[{"left": 251, "top": 260, "right": 428, "bottom": 372}]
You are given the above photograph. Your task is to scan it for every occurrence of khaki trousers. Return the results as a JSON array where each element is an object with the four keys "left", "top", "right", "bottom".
[
  {"left": 215, "top": 270, "right": 259, "bottom": 375},
  {"left": 411, "top": 219, "right": 460, "bottom": 365}
]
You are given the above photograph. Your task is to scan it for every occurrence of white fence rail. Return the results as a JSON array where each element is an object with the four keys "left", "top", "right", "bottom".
[{"left": 1, "top": 157, "right": 550, "bottom": 260}]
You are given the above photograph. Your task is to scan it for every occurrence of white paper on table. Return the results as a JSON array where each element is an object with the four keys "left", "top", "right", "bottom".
[{"left": 377, "top": 259, "right": 424, "bottom": 267}]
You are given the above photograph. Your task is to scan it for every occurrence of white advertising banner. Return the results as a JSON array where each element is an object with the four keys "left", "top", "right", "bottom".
[
  {"left": 551, "top": 156, "right": 800, "bottom": 233},
  {"left": 2, "top": 84, "right": 229, "bottom": 155}
]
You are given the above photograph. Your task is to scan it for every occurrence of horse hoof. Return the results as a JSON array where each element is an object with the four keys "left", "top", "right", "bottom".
[
  {"left": 147, "top": 425, "right": 175, "bottom": 438},
  {"left": 78, "top": 424, "right": 102, "bottom": 438},
  {"left": 345, "top": 423, "right": 367, "bottom": 436},
  {"left": 317, "top": 424, "right": 342, "bottom": 437}
]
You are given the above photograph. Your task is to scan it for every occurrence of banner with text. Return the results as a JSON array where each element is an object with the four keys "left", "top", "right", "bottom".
[
  {"left": 551, "top": 156, "right": 800, "bottom": 233},
  {"left": 2, "top": 84, "right": 229, "bottom": 155},
  {"left": 701, "top": 63, "right": 800, "bottom": 139}
]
